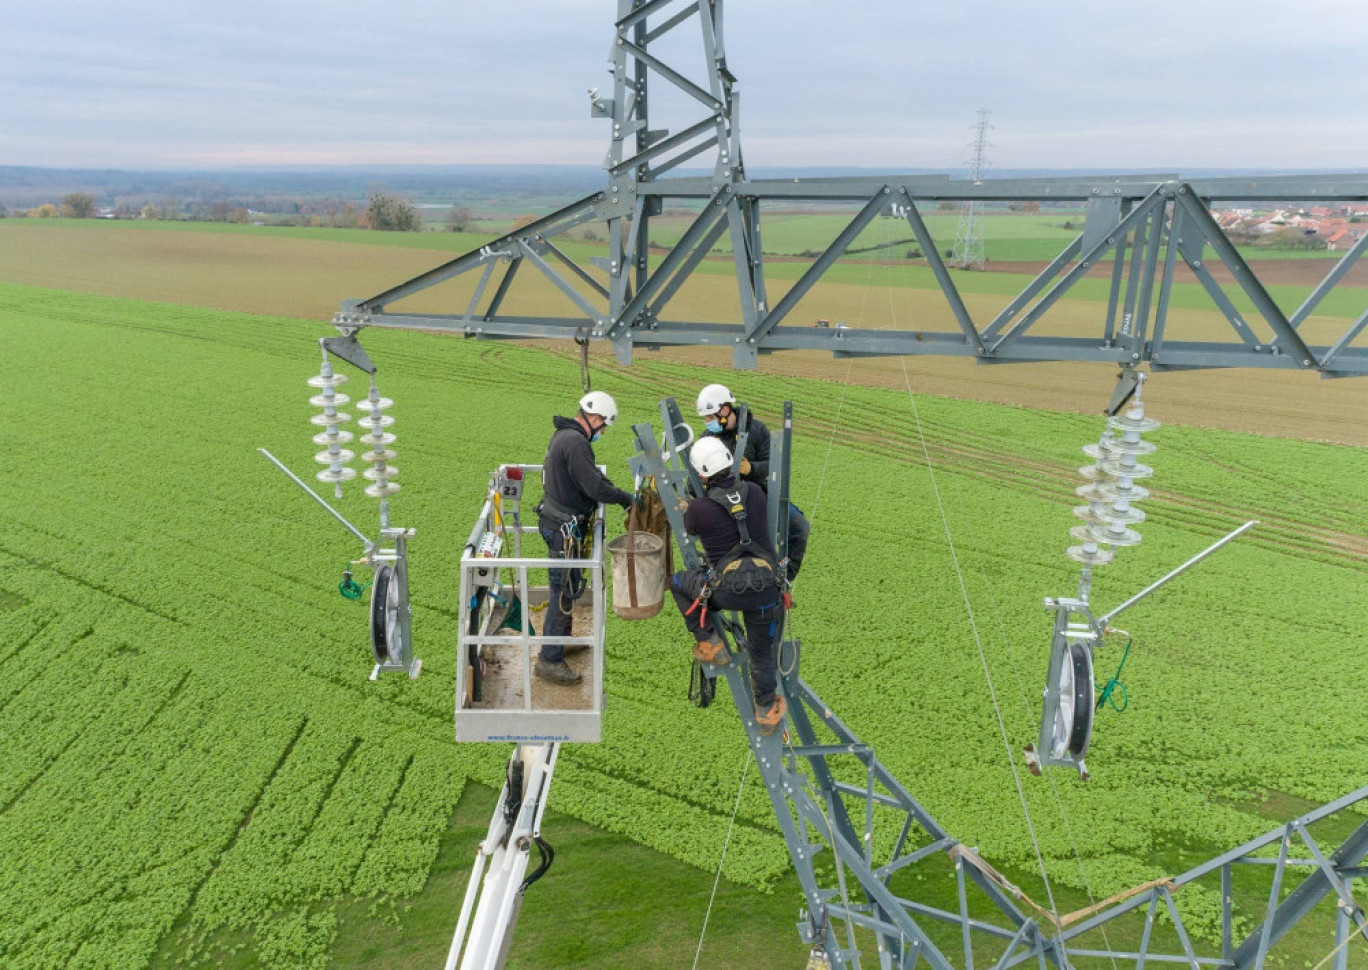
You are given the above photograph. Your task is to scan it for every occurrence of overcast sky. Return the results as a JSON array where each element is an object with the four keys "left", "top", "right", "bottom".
[{"left": 5, "top": 0, "right": 1368, "bottom": 171}]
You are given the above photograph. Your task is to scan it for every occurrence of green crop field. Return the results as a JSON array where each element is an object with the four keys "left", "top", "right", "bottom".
[{"left": 2, "top": 280, "right": 1365, "bottom": 968}]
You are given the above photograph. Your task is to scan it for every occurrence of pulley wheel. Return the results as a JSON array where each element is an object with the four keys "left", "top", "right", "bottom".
[
  {"left": 1050, "top": 640, "right": 1094, "bottom": 760},
  {"left": 370, "top": 564, "right": 401, "bottom": 665}
]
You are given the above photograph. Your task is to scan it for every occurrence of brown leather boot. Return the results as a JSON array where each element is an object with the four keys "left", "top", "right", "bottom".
[
  {"left": 692, "top": 638, "right": 731, "bottom": 666},
  {"left": 534, "top": 658, "right": 582, "bottom": 685},
  {"left": 755, "top": 695, "right": 787, "bottom": 736}
]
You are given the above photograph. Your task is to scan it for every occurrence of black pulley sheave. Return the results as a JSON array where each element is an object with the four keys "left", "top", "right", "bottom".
[
  {"left": 370, "top": 564, "right": 399, "bottom": 665},
  {"left": 1053, "top": 640, "right": 1095, "bottom": 759}
]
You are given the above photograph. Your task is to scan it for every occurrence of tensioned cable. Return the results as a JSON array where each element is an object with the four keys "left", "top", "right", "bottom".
[
  {"left": 803, "top": 212, "right": 879, "bottom": 537},
  {"left": 885, "top": 239, "right": 1112, "bottom": 967},
  {"left": 1310, "top": 919, "right": 1368, "bottom": 970},
  {"left": 774, "top": 214, "right": 884, "bottom": 956},
  {"left": 886, "top": 242, "right": 1121, "bottom": 963},
  {"left": 937, "top": 464, "right": 1122, "bottom": 967},
  {"left": 893, "top": 343, "right": 1063, "bottom": 925},
  {"left": 691, "top": 751, "right": 751, "bottom": 970}
]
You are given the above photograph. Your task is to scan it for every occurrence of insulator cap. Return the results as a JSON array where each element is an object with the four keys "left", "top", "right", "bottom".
[
  {"left": 1100, "top": 457, "right": 1154, "bottom": 479},
  {"left": 1096, "top": 479, "right": 1150, "bottom": 502},
  {"left": 1068, "top": 544, "right": 1115, "bottom": 566},
  {"left": 1088, "top": 522, "right": 1143, "bottom": 547},
  {"left": 310, "top": 411, "right": 352, "bottom": 427},
  {"left": 1101, "top": 436, "right": 1156, "bottom": 457},
  {"left": 309, "top": 392, "right": 351, "bottom": 408},
  {"left": 315, "top": 448, "right": 356, "bottom": 465},
  {"left": 1109, "top": 412, "right": 1160, "bottom": 433},
  {"left": 316, "top": 467, "right": 357, "bottom": 484},
  {"left": 312, "top": 429, "right": 355, "bottom": 446},
  {"left": 307, "top": 373, "right": 348, "bottom": 388}
]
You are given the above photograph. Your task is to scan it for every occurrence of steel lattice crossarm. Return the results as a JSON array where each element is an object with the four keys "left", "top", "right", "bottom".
[
  {"left": 333, "top": 0, "right": 1368, "bottom": 377},
  {"left": 339, "top": 173, "right": 1368, "bottom": 377},
  {"left": 336, "top": 171, "right": 1368, "bottom": 376},
  {"left": 627, "top": 397, "right": 1368, "bottom": 970}
]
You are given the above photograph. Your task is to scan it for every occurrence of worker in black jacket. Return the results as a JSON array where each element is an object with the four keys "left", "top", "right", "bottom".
[
  {"left": 669, "top": 437, "right": 787, "bottom": 735},
  {"left": 695, "top": 383, "right": 810, "bottom": 582},
  {"left": 535, "top": 391, "right": 633, "bottom": 685}
]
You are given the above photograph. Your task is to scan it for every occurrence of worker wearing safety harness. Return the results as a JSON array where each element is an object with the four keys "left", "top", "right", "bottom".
[
  {"left": 670, "top": 437, "right": 787, "bottom": 734},
  {"left": 535, "top": 391, "right": 634, "bottom": 686},
  {"left": 696, "top": 383, "right": 810, "bottom": 582}
]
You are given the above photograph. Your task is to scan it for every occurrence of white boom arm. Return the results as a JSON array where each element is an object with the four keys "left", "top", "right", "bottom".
[{"left": 445, "top": 743, "right": 559, "bottom": 970}]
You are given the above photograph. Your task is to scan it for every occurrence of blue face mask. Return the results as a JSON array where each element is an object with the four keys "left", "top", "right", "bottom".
[
  {"left": 590, "top": 430, "right": 602, "bottom": 443},
  {"left": 705, "top": 419, "right": 723, "bottom": 434}
]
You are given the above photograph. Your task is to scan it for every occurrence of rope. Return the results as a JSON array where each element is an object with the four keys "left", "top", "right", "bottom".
[
  {"left": 691, "top": 752, "right": 751, "bottom": 970},
  {"left": 801, "top": 210, "right": 876, "bottom": 551},
  {"left": 780, "top": 730, "right": 862, "bottom": 962},
  {"left": 575, "top": 334, "right": 591, "bottom": 392},
  {"left": 338, "top": 562, "right": 370, "bottom": 600},
  {"left": 1310, "top": 917, "right": 1368, "bottom": 970},
  {"left": 884, "top": 222, "right": 1102, "bottom": 953},
  {"left": 896, "top": 353, "right": 1064, "bottom": 925},
  {"left": 1096, "top": 637, "right": 1133, "bottom": 713},
  {"left": 914, "top": 391, "right": 1121, "bottom": 968}
]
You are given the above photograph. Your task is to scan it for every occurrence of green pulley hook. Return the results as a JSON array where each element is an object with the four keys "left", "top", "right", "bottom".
[
  {"left": 1096, "top": 637, "right": 1133, "bottom": 713},
  {"left": 338, "top": 565, "right": 369, "bottom": 601}
]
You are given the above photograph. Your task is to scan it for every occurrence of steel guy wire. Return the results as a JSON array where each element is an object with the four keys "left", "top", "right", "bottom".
[
  {"left": 803, "top": 210, "right": 879, "bottom": 541},
  {"left": 691, "top": 750, "right": 751, "bottom": 970},
  {"left": 880, "top": 225, "right": 1127, "bottom": 952},
  {"left": 1309, "top": 917, "right": 1368, "bottom": 970},
  {"left": 933, "top": 455, "right": 1123, "bottom": 970},
  {"left": 779, "top": 730, "right": 863, "bottom": 966},
  {"left": 895, "top": 347, "right": 1064, "bottom": 927},
  {"left": 890, "top": 236, "right": 1119, "bottom": 961}
]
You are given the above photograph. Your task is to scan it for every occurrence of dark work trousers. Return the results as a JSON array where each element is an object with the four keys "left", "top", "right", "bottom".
[
  {"left": 786, "top": 504, "right": 810, "bottom": 582},
  {"left": 670, "top": 568, "right": 784, "bottom": 707},
  {"left": 539, "top": 519, "right": 583, "bottom": 664}
]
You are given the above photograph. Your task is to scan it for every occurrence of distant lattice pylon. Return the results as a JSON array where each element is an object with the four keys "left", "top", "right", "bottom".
[{"left": 951, "top": 108, "right": 992, "bottom": 270}]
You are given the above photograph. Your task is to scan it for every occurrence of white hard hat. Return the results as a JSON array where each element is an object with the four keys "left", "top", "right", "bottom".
[
  {"left": 579, "top": 391, "right": 618, "bottom": 426},
  {"left": 690, "top": 437, "right": 733, "bottom": 478},
  {"left": 696, "top": 383, "right": 734, "bottom": 417}
]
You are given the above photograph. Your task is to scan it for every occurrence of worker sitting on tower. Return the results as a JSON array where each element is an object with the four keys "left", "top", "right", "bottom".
[
  {"left": 670, "top": 437, "right": 787, "bottom": 735},
  {"left": 534, "top": 391, "right": 634, "bottom": 686},
  {"left": 696, "top": 383, "right": 810, "bottom": 582}
]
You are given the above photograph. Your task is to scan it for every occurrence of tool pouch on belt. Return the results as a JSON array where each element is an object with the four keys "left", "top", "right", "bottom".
[
  {"left": 535, "top": 494, "right": 587, "bottom": 533},
  {"left": 706, "top": 485, "right": 780, "bottom": 594}
]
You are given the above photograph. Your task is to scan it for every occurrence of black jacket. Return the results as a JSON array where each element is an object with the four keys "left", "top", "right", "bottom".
[
  {"left": 684, "top": 476, "right": 775, "bottom": 568},
  {"left": 704, "top": 404, "right": 771, "bottom": 491},
  {"left": 541, "top": 416, "right": 632, "bottom": 517}
]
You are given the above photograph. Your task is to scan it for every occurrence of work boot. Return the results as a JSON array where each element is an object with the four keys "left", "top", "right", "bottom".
[
  {"left": 534, "top": 658, "right": 582, "bottom": 685},
  {"left": 693, "top": 638, "right": 731, "bottom": 666},
  {"left": 755, "top": 695, "right": 787, "bottom": 736},
  {"left": 563, "top": 643, "right": 590, "bottom": 656}
]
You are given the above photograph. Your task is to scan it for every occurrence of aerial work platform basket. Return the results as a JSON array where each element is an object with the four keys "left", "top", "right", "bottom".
[{"left": 456, "top": 464, "right": 606, "bottom": 744}]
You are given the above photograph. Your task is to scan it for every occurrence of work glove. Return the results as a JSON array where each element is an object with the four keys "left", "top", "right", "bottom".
[{"left": 739, "top": 457, "right": 752, "bottom": 476}]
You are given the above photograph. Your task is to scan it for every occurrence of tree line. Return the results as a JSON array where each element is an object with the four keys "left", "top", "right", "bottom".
[{"left": 1, "top": 192, "right": 476, "bottom": 234}]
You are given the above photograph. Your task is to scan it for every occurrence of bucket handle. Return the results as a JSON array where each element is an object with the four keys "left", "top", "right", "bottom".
[{"left": 625, "top": 499, "right": 642, "bottom": 608}]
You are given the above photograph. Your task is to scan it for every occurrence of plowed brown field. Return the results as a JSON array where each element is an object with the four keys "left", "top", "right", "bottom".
[{"left": 5, "top": 222, "right": 1368, "bottom": 445}]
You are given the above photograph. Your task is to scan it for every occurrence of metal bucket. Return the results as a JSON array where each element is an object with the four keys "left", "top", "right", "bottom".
[{"left": 607, "top": 531, "right": 666, "bottom": 620}]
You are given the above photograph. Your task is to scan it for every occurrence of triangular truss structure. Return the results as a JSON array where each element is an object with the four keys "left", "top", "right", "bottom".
[
  {"left": 324, "top": 2, "right": 1368, "bottom": 966},
  {"left": 628, "top": 397, "right": 1368, "bottom": 970},
  {"left": 336, "top": 1, "right": 1368, "bottom": 377}
]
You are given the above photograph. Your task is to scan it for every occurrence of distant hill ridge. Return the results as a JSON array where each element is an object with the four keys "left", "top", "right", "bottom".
[{"left": 4, "top": 163, "right": 1364, "bottom": 209}]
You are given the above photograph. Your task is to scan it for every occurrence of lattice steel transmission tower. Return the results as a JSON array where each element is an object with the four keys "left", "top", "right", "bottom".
[{"left": 951, "top": 108, "right": 992, "bottom": 270}]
